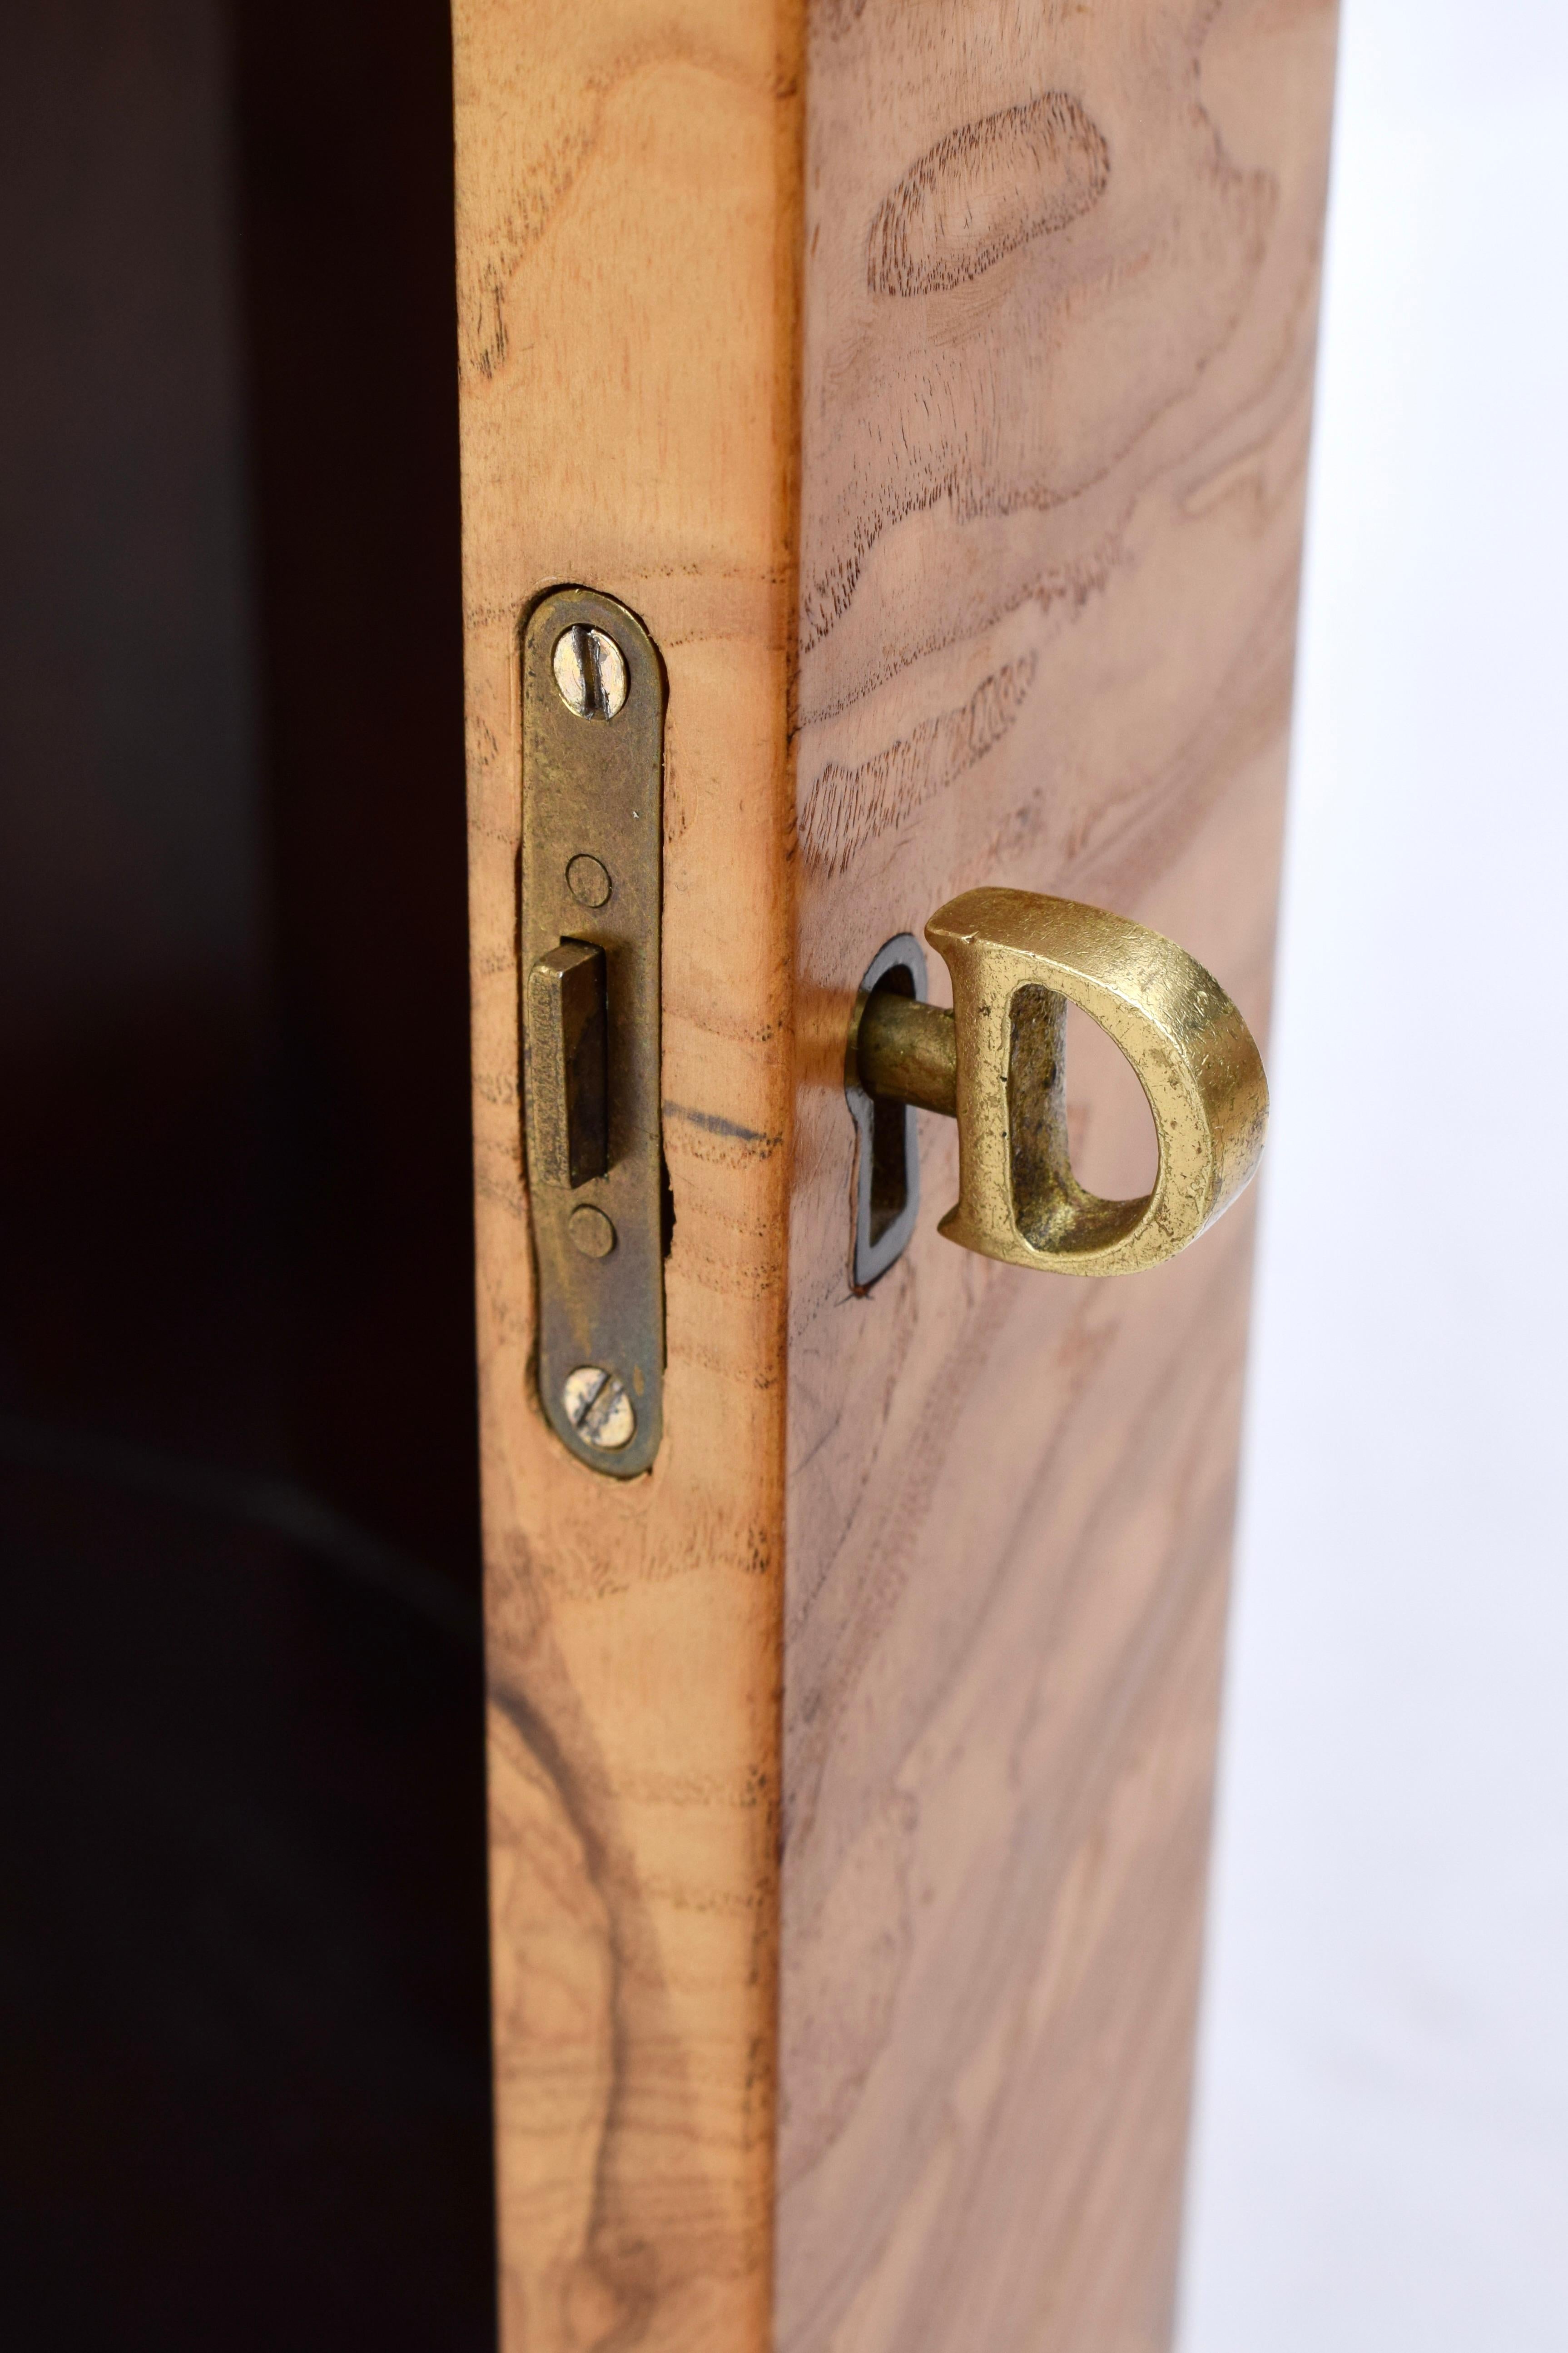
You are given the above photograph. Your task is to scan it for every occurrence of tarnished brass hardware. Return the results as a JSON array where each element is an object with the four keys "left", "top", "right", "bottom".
[
  {"left": 848, "top": 889, "right": 1267, "bottom": 1279},
  {"left": 854, "top": 989, "right": 956, "bottom": 1119},
  {"left": 568, "top": 1204, "right": 616, "bottom": 1259},
  {"left": 521, "top": 587, "right": 665, "bottom": 1476},
  {"left": 526, "top": 940, "right": 608, "bottom": 1187},
  {"left": 566, "top": 854, "right": 612, "bottom": 908}
]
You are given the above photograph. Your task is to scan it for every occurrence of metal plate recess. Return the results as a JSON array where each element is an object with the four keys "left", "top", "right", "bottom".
[{"left": 521, "top": 586, "right": 665, "bottom": 1477}]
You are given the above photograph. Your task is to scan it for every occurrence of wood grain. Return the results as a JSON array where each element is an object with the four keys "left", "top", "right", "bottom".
[
  {"left": 780, "top": 4, "right": 1338, "bottom": 2350},
  {"left": 452, "top": 4, "right": 803, "bottom": 2346},
  {"left": 454, "top": 0, "right": 1337, "bottom": 2347}
]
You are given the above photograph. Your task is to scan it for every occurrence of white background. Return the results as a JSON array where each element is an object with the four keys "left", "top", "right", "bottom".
[{"left": 1178, "top": 3, "right": 1568, "bottom": 2346}]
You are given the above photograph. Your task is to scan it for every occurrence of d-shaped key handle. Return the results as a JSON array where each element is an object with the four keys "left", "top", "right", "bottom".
[{"left": 848, "top": 889, "right": 1267, "bottom": 1278}]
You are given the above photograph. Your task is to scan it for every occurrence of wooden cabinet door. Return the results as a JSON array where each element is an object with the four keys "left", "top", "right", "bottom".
[{"left": 452, "top": 5, "right": 1339, "bottom": 2349}]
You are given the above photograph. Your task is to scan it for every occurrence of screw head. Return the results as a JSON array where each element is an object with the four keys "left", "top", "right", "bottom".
[
  {"left": 552, "top": 625, "right": 627, "bottom": 720},
  {"left": 566, "top": 853, "right": 612, "bottom": 908},
  {"left": 561, "top": 1364, "right": 636, "bottom": 1451},
  {"left": 568, "top": 1204, "right": 616, "bottom": 1259}
]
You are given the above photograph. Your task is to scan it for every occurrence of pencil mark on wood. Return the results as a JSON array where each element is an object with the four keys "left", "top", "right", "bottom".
[
  {"left": 868, "top": 94, "right": 1109, "bottom": 298},
  {"left": 800, "top": 657, "right": 1037, "bottom": 876},
  {"left": 663, "top": 1100, "right": 780, "bottom": 1149}
]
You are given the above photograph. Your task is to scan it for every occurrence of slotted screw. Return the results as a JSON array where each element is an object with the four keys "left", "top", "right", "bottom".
[
  {"left": 561, "top": 1364, "right": 636, "bottom": 1451},
  {"left": 552, "top": 625, "right": 628, "bottom": 720}
]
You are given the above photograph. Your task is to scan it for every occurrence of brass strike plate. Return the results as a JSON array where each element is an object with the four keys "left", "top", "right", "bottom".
[{"left": 521, "top": 587, "right": 665, "bottom": 1477}]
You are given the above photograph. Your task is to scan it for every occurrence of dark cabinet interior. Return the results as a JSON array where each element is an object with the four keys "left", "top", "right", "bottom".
[{"left": 0, "top": 4, "right": 495, "bottom": 2341}]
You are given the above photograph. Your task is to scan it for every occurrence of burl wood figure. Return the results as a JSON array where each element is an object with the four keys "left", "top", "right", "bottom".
[{"left": 451, "top": 3, "right": 1339, "bottom": 2349}]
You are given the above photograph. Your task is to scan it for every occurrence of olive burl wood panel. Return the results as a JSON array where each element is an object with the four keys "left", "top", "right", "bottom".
[
  {"left": 451, "top": 5, "right": 803, "bottom": 2348},
  {"left": 780, "top": 6, "right": 1338, "bottom": 2353}
]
